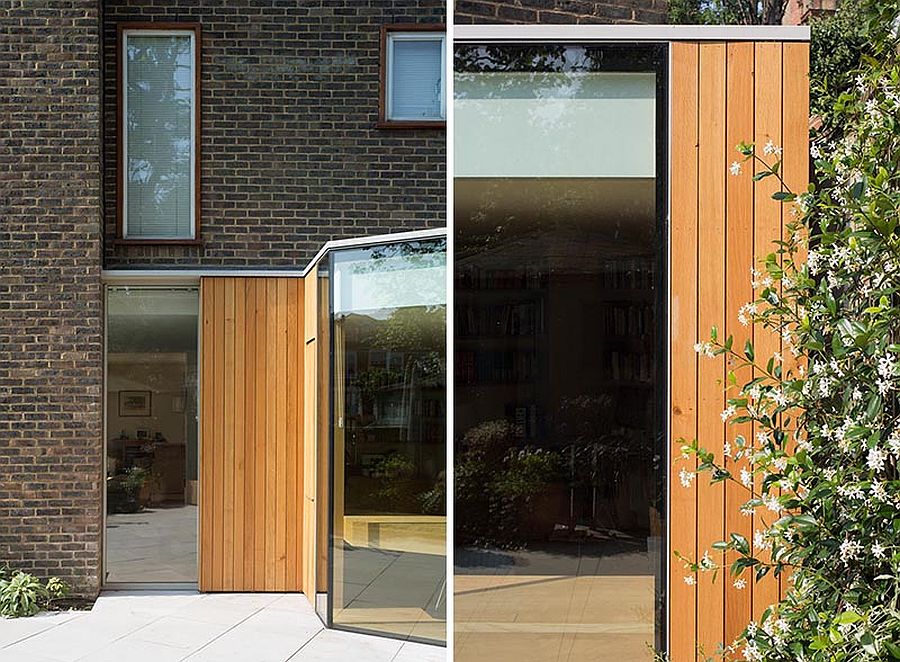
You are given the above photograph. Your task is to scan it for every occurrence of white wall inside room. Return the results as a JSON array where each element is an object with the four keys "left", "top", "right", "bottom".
[
  {"left": 107, "top": 353, "right": 188, "bottom": 446},
  {"left": 455, "top": 72, "right": 655, "bottom": 178}
]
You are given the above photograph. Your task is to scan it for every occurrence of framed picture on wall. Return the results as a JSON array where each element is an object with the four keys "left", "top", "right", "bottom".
[{"left": 119, "top": 391, "right": 151, "bottom": 417}]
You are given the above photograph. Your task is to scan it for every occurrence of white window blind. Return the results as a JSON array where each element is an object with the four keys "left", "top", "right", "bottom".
[
  {"left": 388, "top": 34, "right": 444, "bottom": 121},
  {"left": 123, "top": 31, "right": 196, "bottom": 239}
]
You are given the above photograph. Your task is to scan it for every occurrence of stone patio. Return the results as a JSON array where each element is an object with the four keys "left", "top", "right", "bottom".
[{"left": 0, "top": 591, "right": 444, "bottom": 662}]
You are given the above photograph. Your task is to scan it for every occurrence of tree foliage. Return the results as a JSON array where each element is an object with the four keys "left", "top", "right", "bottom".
[{"left": 677, "top": 2, "right": 900, "bottom": 659}]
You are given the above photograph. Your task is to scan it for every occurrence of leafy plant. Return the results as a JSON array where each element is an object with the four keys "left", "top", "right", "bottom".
[
  {"left": 676, "top": 4, "right": 900, "bottom": 659},
  {"left": 0, "top": 571, "right": 69, "bottom": 618}
]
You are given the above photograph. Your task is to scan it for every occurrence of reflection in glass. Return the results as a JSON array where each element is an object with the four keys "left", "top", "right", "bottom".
[
  {"left": 125, "top": 32, "right": 195, "bottom": 238},
  {"left": 455, "top": 45, "right": 665, "bottom": 661},
  {"left": 105, "top": 287, "right": 199, "bottom": 583},
  {"left": 330, "top": 239, "right": 447, "bottom": 644}
]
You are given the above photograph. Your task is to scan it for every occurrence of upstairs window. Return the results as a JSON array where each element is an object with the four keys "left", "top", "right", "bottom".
[
  {"left": 380, "top": 26, "right": 446, "bottom": 127},
  {"left": 118, "top": 25, "right": 200, "bottom": 241}
]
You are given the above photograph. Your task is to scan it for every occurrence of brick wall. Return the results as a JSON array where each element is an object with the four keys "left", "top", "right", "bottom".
[
  {"left": 0, "top": 1, "right": 103, "bottom": 596},
  {"left": 454, "top": 0, "right": 668, "bottom": 24},
  {"left": 103, "top": 0, "right": 446, "bottom": 269}
]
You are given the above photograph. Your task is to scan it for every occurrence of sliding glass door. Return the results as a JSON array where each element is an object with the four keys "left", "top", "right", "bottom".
[
  {"left": 328, "top": 238, "right": 447, "bottom": 644},
  {"left": 454, "top": 44, "right": 667, "bottom": 660},
  {"left": 105, "top": 287, "right": 199, "bottom": 584}
]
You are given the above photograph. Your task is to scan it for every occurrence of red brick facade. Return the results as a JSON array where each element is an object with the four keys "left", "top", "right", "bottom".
[
  {"left": 0, "top": 0, "right": 104, "bottom": 596},
  {"left": 454, "top": 0, "right": 668, "bottom": 24},
  {"left": 102, "top": 0, "right": 446, "bottom": 268}
]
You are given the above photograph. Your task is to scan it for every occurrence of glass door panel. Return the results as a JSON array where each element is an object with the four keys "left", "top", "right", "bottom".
[
  {"left": 454, "top": 44, "right": 666, "bottom": 660},
  {"left": 329, "top": 238, "right": 447, "bottom": 644},
  {"left": 105, "top": 287, "right": 199, "bottom": 584}
]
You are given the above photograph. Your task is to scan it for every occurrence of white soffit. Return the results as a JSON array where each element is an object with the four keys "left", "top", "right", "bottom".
[{"left": 454, "top": 24, "right": 810, "bottom": 43}]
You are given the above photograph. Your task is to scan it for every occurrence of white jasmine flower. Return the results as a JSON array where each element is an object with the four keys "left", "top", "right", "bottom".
[
  {"left": 740, "top": 469, "right": 753, "bottom": 488},
  {"left": 743, "top": 642, "right": 762, "bottom": 662},
  {"left": 867, "top": 447, "right": 887, "bottom": 472},
  {"left": 840, "top": 538, "right": 863, "bottom": 563},
  {"left": 764, "top": 494, "right": 782, "bottom": 513},
  {"left": 730, "top": 161, "right": 743, "bottom": 176},
  {"left": 723, "top": 442, "right": 732, "bottom": 458},
  {"left": 684, "top": 574, "right": 696, "bottom": 585},
  {"left": 740, "top": 503, "right": 754, "bottom": 516},
  {"left": 679, "top": 468, "right": 695, "bottom": 488},
  {"left": 872, "top": 542, "right": 886, "bottom": 559},
  {"left": 733, "top": 578, "right": 747, "bottom": 590},
  {"left": 721, "top": 405, "right": 737, "bottom": 422}
]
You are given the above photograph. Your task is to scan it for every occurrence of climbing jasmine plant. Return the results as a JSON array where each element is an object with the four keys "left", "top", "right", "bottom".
[{"left": 676, "top": 4, "right": 900, "bottom": 660}]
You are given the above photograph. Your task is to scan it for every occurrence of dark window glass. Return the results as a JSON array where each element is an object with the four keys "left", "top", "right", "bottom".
[{"left": 454, "top": 44, "right": 667, "bottom": 660}]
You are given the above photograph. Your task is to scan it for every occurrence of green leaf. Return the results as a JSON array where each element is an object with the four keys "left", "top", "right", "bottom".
[
  {"left": 744, "top": 340, "right": 754, "bottom": 362},
  {"left": 772, "top": 191, "right": 796, "bottom": 201},
  {"left": 860, "top": 631, "right": 877, "bottom": 655},
  {"left": 834, "top": 611, "right": 863, "bottom": 625}
]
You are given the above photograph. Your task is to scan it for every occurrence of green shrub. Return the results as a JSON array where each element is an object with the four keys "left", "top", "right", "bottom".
[
  {"left": 0, "top": 571, "right": 69, "bottom": 619},
  {"left": 677, "top": 2, "right": 900, "bottom": 658}
]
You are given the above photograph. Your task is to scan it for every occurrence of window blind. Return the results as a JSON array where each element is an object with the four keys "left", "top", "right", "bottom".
[
  {"left": 124, "top": 33, "right": 195, "bottom": 239},
  {"left": 389, "top": 37, "right": 443, "bottom": 121}
]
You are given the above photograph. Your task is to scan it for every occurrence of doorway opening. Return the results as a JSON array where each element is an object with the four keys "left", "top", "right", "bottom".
[{"left": 104, "top": 286, "right": 200, "bottom": 585}]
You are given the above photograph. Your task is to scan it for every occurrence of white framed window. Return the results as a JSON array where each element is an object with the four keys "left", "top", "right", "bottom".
[
  {"left": 119, "top": 25, "right": 200, "bottom": 241},
  {"left": 381, "top": 27, "right": 446, "bottom": 126}
]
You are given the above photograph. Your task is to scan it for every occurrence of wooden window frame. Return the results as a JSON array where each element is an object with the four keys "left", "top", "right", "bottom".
[
  {"left": 377, "top": 24, "right": 446, "bottom": 130},
  {"left": 116, "top": 22, "right": 202, "bottom": 245}
]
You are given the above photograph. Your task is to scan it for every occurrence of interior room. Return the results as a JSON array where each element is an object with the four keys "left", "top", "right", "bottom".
[{"left": 105, "top": 287, "right": 199, "bottom": 584}]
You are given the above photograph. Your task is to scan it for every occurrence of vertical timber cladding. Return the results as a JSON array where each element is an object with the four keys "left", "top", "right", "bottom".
[
  {"left": 669, "top": 40, "right": 809, "bottom": 660},
  {"left": 200, "top": 277, "right": 310, "bottom": 592}
]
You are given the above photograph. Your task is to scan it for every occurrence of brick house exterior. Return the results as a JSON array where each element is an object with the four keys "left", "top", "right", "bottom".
[
  {"left": 103, "top": 0, "right": 446, "bottom": 268},
  {"left": 0, "top": 0, "right": 104, "bottom": 596},
  {"left": 2, "top": 0, "right": 444, "bottom": 598},
  {"left": 454, "top": 0, "right": 668, "bottom": 24}
]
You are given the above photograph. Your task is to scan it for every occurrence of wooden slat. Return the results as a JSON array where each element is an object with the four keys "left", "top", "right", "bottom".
[
  {"left": 212, "top": 278, "right": 225, "bottom": 591},
  {"left": 779, "top": 41, "right": 809, "bottom": 601},
  {"left": 276, "top": 279, "right": 288, "bottom": 587},
  {"left": 265, "top": 279, "right": 277, "bottom": 590},
  {"left": 254, "top": 279, "right": 267, "bottom": 591},
  {"left": 243, "top": 281, "right": 257, "bottom": 588},
  {"left": 286, "top": 278, "right": 300, "bottom": 590},
  {"left": 199, "top": 276, "right": 307, "bottom": 593},
  {"left": 696, "top": 41, "right": 727, "bottom": 656},
  {"left": 752, "top": 41, "right": 784, "bottom": 616},
  {"left": 234, "top": 280, "right": 246, "bottom": 589},
  {"left": 724, "top": 41, "right": 754, "bottom": 646},
  {"left": 223, "top": 279, "right": 235, "bottom": 590},
  {"left": 669, "top": 41, "right": 700, "bottom": 662}
]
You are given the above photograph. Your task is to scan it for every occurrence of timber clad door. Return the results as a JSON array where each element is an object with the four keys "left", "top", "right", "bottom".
[
  {"left": 669, "top": 40, "right": 809, "bottom": 659},
  {"left": 199, "top": 277, "right": 305, "bottom": 592}
]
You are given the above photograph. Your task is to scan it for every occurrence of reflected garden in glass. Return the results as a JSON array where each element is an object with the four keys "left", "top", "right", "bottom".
[
  {"left": 329, "top": 238, "right": 447, "bottom": 644},
  {"left": 454, "top": 44, "right": 667, "bottom": 660}
]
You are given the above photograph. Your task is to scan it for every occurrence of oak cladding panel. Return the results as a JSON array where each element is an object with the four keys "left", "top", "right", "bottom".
[
  {"left": 669, "top": 40, "right": 809, "bottom": 660},
  {"left": 200, "top": 277, "right": 305, "bottom": 592}
]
